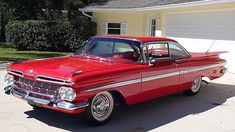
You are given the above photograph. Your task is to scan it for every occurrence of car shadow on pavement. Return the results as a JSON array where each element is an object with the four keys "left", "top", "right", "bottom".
[{"left": 24, "top": 82, "right": 235, "bottom": 132}]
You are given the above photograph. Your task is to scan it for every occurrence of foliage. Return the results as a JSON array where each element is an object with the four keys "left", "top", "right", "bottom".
[
  {"left": 0, "top": 0, "right": 97, "bottom": 21},
  {"left": 6, "top": 19, "right": 96, "bottom": 52},
  {"left": 0, "top": 0, "right": 99, "bottom": 43}
]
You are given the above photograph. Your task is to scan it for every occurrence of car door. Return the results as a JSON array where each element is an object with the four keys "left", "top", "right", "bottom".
[
  {"left": 168, "top": 41, "right": 196, "bottom": 91},
  {"left": 141, "top": 42, "right": 180, "bottom": 102}
]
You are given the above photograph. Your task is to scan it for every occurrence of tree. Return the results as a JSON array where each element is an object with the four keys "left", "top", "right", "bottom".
[
  {"left": 0, "top": 0, "right": 8, "bottom": 41},
  {"left": 0, "top": 0, "right": 99, "bottom": 42},
  {"left": 1, "top": 0, "right": 45, "bottom": 20},
  {"left": 64, "top": 0, "right": 84, "bottom": 20}
]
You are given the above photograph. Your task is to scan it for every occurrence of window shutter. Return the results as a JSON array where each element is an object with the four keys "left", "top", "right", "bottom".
[
  {"left": 121, "top": 23, "right": 127, "bottom": 35},
  {"left": 101, "top": 22, "right": 107, "bottom": 34}
]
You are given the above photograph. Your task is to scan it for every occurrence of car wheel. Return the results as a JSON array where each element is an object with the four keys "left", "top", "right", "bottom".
[
  {"left": 184, "top": 76, "right": 202, "bottom": 96},
  {"left": 84, "top": 91, "right": 115, "bottom": 126}
]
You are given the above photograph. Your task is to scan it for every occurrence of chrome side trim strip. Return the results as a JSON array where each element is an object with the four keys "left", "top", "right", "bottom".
[
  {"left": 142, "top": 71, "right": 180, "bottom": 82},
  {"left": 82, "top": 62, "right": 226, "bottom": 92},
  {"left": 180, "top": 62, "right": 227, "bottom": 74},
  {"left": 82, "top": 78, "right": 142, "bottom": 92}
]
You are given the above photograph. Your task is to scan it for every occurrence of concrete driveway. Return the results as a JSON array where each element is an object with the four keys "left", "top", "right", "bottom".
[{"left": 0, "top": 70, "right": 235, "bottom": 132}]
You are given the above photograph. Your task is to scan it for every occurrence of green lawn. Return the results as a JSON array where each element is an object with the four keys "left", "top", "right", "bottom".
[{"left": 0, "top": 47, "right": 70, "bottom": 64}]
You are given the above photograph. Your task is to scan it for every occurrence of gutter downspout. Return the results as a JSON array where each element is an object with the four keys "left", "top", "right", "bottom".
[{"left": 82, "top": 11, "right": 92, "bottom": 18}]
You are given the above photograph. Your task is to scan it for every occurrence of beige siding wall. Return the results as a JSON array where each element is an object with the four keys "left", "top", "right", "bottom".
[
  {"left": 93, "top": 12, "right": 145, "bottom": 36},
  {"left": 92, "top": 3, "right": 235, "bottom": 37}
]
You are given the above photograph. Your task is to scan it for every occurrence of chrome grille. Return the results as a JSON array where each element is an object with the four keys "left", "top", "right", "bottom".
[{"left": 17, "top": 77, "right": 60, "bottom": 96}]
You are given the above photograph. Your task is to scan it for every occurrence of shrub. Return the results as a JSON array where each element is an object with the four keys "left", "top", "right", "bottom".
[{"left": 5, "top": 18, "right": 96, "bottom": 52}]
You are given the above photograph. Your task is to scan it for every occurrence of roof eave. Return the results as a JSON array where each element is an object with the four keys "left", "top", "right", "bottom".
[
  {"left": 79, "top": 8, "right": 134, "bottom": 12},
  {"left": 80, "top": 0, "right": 235, "bottom": 12}
]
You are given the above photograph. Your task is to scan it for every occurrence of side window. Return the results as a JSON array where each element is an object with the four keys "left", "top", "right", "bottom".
[
  {"left": 89, "top": 41, "right": 114, "bottom": 56},
  {"left": 146, "top": 43, "right": 170, "bottom": 60},
  {"left": 169, "top": 42, "right": 189, "bottom": 59},
  {"left": 113, "top": 42, "right": 134, "bottom": 53},
  {"left": 113, "top": 42, "right": 141, "bottom": 62}
]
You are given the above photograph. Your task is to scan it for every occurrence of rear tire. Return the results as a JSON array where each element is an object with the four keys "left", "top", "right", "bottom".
[
  {"left": 84, "top": 91, "right": 115, "bottom": 126},
  {"left": 184, "top": 76, "right": 202, "bottom": 96}
]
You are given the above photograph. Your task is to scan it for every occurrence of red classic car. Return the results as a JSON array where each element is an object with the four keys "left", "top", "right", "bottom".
[{"left": 4, "top": 36, "right": 227, "bottom": 126}]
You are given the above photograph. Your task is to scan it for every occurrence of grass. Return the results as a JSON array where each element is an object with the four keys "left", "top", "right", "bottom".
[{"left": 0, "top": 47, "right": 70, "bottom": 64}]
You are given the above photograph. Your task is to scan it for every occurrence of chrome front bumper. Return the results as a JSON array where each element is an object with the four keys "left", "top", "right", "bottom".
[{"left": 4, "top": 85, "right": 89, "bottom": 111}]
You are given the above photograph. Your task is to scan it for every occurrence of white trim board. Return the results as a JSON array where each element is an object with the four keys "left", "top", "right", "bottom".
[{"left": 80, "top": 0, "right": 235, "bottom": 12}]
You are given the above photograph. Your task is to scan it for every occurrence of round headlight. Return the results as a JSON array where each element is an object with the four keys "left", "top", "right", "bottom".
[
  {"left": 58, "top": 87, "right": 76, "bottom": 101},
  {"left": 4, "top": 74, "right": 14, "bottom": 86}
]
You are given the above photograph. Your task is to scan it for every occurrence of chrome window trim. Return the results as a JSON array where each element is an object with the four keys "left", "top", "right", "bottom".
[
  {"left": 168, "top": 41, "right": 191, "bottom": 59},
  {"left": 142, "top": 41, "right": 171, "bottom": 62},
  {"left": 141, "top": 41, "right": 191, "bottom": 62},
  {"left": 82, "top": 62, "right": 226, "bottom": 92}
]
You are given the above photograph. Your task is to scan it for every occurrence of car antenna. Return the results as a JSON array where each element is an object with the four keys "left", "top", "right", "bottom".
[{"left": 206, "top": 40, "right": 216, "bottom": 55}]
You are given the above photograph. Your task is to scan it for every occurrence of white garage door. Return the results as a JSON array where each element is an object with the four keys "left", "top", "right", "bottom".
[{"left": 165, "top": 9, "right": 235, "bottom": 73}]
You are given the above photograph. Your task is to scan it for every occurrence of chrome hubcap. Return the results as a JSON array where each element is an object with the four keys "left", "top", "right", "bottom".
[
  {"left": 92, "top": 95, "right": 109, "bottom": 117},
  {"left": 191, "top": 76, "right": 201, "bottom": 92},
  {"left": 91, "top": 92, "right": 113, "bottom": 121}
]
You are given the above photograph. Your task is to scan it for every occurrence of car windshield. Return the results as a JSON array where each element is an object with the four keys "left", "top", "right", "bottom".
[{"left": 75, "top": 38, "right": 142, "bottom": 63}]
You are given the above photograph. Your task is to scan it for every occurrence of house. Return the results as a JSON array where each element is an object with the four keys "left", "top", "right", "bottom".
[{"left": 80, "top": 0, "right": 235, "bottom": 72}]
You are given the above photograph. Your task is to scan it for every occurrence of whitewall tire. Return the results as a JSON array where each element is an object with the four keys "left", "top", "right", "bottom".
[
  {"left": 84, "top": 91, "right": 115, "bottom": 126},
  {"left": 184, "top": 76, "right": 202, "bottom": 96}
]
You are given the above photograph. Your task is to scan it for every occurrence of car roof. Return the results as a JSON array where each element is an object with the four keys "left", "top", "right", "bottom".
[{"left": 95, "top": 35, "right": 177, "bottom": 43}]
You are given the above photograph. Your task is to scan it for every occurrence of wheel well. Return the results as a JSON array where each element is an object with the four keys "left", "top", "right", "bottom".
[{"left": 109, "top": 91, "right": 126, "bottom": 105}]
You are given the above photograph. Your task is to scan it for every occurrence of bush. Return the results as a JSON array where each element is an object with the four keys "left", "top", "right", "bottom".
[{"left": 5, "top": 18, "right": 96, "bottom": 52}]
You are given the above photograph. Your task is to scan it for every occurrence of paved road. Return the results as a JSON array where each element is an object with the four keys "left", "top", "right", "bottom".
[{"left": 0, "top": 69, "right": 235, "bottom": 132}]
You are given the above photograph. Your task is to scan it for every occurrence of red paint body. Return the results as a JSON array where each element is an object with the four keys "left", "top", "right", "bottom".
[{"left": 7, "top": 36, "right": 226, "bottom": 114}]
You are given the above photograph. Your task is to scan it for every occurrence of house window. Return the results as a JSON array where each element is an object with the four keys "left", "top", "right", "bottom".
[
  {"left": 108, "top": 23, "right": 121, "bottom": 35},
  {"left": 149, "top": 17, "right": 157, "bottom": 37},
  {"left": 101, "top": 22, "right": 127, "bottom": 35}
]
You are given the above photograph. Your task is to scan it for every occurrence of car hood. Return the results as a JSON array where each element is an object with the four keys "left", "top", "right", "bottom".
[{"left": 7, "top": 56, "right": 118, "bottom": 80}]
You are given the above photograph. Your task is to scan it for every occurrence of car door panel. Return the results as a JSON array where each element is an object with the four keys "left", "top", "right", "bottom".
[{"left": 140, "top": 59, "right": 180, "bottom": 102}]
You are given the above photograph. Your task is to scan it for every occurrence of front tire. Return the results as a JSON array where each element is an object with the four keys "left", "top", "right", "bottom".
[
  {"left": 84, "top": 91, "right": 115, "bottom": 126},
  {"left": 184, "top": 76, "right": 202, "bottom": 96}
]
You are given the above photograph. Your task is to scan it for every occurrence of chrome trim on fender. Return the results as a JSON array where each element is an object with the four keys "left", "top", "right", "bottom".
[
  {"left": 83, "top": 78, "right": 142, "bottom": 92},
  {"left": 72, "top": 71, "right": 83, "bottom": 76},
  {"left": 179, "top": 62, "right": 227, "bottom": 75},
  {"left": 82, "top": 62, "right": 226, "bottom": 92}
]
